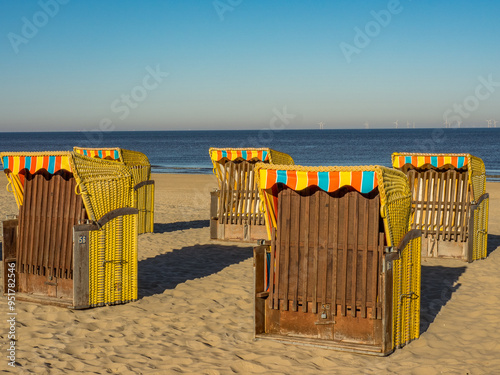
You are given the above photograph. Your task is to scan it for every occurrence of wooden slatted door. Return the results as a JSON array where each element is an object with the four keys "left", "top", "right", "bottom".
[
  {"left": 266, "top": 188, "right": 386, "bottom": 345},
  {"left": 218, "top": 161, "right": 264, "bottom": 226},
  {"left": 213, "top": 160, "right": 268, "bottom": 241},
  {"left": 16, "top": 172, "right": 87, "bottom": 300},
  {"left": 408, "top": 169, "right": 470, "bottom": 242}
]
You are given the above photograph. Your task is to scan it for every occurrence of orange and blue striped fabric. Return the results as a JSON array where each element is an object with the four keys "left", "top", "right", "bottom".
[
  {"left": 393, "top": 155, "right": 468, "bottom": 169},
  {"left": 76, "top": 148, "right": 120, "bottom": 160},
  {"left": 2, "top": 155, "right": 71, "bottom": 175},
  {"left": 211, "top": 149, "right": 270, "bottom": 162},
  {"left": 260, "top": 169, "right": 378, "bottom": 194}
]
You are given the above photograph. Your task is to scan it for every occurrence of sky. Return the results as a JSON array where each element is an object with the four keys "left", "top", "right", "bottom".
[{"left": 1, "top": 0, "right": 500, "bottom": 131}]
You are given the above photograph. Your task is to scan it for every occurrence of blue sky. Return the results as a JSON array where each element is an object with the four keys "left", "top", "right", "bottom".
[{"left": 1, "top": 0, "right": 499, "bottom": 131}]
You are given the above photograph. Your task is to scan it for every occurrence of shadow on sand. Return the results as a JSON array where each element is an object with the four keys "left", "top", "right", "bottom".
[
  {"left": 153, "top": 220, "right": 209, "bottom": 234},
  {"left": 420, "top": 264, "right": 466, "bottom": 334},
  {"left": 487, "top": 234, "right": 500, "bottom": 256},
  {"left": 138, "top": 244, "right": 253, "bottom": 298}
]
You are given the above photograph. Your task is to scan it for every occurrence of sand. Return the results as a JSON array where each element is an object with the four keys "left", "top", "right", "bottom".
[{"left": 1, "top": 173, "right": 500, "bottom": 374}]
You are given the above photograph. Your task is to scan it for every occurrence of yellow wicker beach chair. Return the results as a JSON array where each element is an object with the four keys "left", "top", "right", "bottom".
[
  {"left": 253, "top": 164, "right": 421, "bottom": 356},
  {"left": 1, "top": 151, "right": 138, "bottom": 308},
  {"left": 73, "top": 147, "right": 154, "bottom": 234},
  {"left": 209, "top": 148, "right": 294, "bottom": 242},
  {"left": 392, "top": 153, "right": 488, "bottom": 262}
]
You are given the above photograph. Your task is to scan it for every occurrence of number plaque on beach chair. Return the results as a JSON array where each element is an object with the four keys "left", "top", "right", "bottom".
[
  {"left": 1, "top": 151, "right": 138, "bottom": 308},
  {"left": 209, "top": 148, "right": 294, "bottom": 242},
  {"left": 74, "top": 147, "right": 155, "bottom": 234},
  {"left": 253, "top": 164, "right": 421, "bottom": 355},
  {"left": 392, "top": 153, "right": 488, "bottom": 262}
]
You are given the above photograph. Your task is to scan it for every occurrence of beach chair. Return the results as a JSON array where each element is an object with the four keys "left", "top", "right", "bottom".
[
  {"left": 253, "top": 164, "right": 421, "bottom": 356},
  {"left": 73, "top": 147, "right": 155, "bottom": 234},
  {"left": 1, "top": 151, "right": 138, "bottom": 308},
  {"left": 209, "top": 148, "right": 294, "bottom": 242},
  {"left": 392, "top": 153, "right": 488, "bottom": 262}
]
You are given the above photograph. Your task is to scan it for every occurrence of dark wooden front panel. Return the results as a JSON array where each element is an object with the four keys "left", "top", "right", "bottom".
[
  {"left": 407, "top": 169, "right": 470, "bottom": 241},
  {"left": 267, "top": 188, "right": 385, "bottom": 344},
  {"left": 16, "top": 172, "right": 87, "bottom": 297}
]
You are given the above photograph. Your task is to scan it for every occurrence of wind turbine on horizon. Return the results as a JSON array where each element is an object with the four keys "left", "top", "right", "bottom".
[
  {"left": 318, "top": 121, "right": 325, "bottom": 130},
  {"left": 486, "top": 119, "right": 493, "bottom": 128},
  {"left": 444, "top": 118, "right": 450, "bottom": 128},
  {"left": 364, "top": 121, "right": 370, "bottom": 129},
  {"left": 494, "top": 120, "right": 499, "bottom": 128},
  {"left": 406, "top": 121, "right": 410, "bottom": 128},
  {"left": 393, "top": 120, "right": 399, "bottom": 129}
]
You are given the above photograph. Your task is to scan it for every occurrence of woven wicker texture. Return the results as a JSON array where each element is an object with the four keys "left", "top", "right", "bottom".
[
  {"left": 73, "top": 147, "right": 154, "bottom": 234},
  {"left": 70, "top": 152, "right": 138, "bottom": 306},
  {"left": 472, "top": 197, "right": 489, "bottom": 261},
  {"left": 393, "top": 236, "right": 421, "bottom": 348}
]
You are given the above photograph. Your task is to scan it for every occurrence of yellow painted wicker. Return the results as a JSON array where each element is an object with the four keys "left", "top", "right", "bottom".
[
  {"left": 73, "top": 147, "right": 154, "bottom": 234},
  {"left": 70, "top": 152, "right": 138, "bottom": 306}
]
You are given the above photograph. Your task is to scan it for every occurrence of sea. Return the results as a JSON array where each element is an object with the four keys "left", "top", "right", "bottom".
[{"left": 1, "top": 128, "right": 499, "bottom": 180}]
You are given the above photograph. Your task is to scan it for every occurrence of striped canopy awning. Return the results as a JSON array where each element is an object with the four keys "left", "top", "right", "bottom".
[
  {"left": 74, "top": 147, "right": 121, "bottom": 161},
  {"left": 2, "top": 154, "right": 72, "bottom": 176},
  {"left": 392, "top": 154, "right": 469, "bottom": 169},
  {"left": 210, "top": 149, "right": 270, "bottom": 162},
  {"left": 260, "top": 169, "right": 378, "bottom": 194}
]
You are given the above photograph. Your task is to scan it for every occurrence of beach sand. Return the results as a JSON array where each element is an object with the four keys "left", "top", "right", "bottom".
[{"left": 1, "top": 173, "right": 500, "bottom": 374}]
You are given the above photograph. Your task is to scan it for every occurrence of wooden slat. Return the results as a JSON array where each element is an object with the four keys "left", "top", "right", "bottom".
[
  {"left": 291, "top": 190, "right": 301, "bottom": 312},
  {"left": 27, "top": 174, "right": 38, "bottom": 273},
  {"left": 281, "top": 189, "right": 291, "bottom": 311},
  {"left": 48, "top": 175, "right": 61, "bottom": 276},
  {"left": 311, "top": 191, "right": 320, "bottom": 314},
  {"left": 371, "top": 195, "right": 381, "bottom": 319},
  {"left": 447, "top": 170, "right": 457, "bottom": 241},
  {"left": 274, "top": 189, "right": 282, "bottom": 309},
  {"left": 319, "top": 191, "right": 329, "bottom": 312},
  {"left": 350, "top": 192, "right": 359, "bottom": 317},
  {"left": 360, "top": 196, "right": 369, "bottom": 318},
  {"left": 330, "top": 196, "right": 338, "bottom": 316},
  {"left": 341, "top": 192, "right": 349, "bottom": 316},
  {"left": 301, "top": 193, "right": 310, "bottom": 313},
  {"left": 269, "top": 227, "right": 276, "bottom": 309},
  {"left": 462, "top": 171, "right": 471, "bottom": 242}
]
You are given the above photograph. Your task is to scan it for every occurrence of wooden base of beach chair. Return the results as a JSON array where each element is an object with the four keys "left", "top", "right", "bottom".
[
  {"left": 254, "top": 245, "right": 399, "bottom": 356},
  {"left": 421, "top": 236, "right": 469, "bottom": 261},
  {"left": 211, "top": 221, "right": 268, "bottom": 242},
  {"left": 210, "top": 190, "right": 268, "bottom": 242}
]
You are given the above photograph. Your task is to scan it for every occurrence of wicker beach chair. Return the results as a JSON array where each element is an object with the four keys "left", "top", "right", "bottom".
[
  {"left": 392, "top": 153, "right": 488, "bottom": 262},
  {"left": 209, "top": 148, "right": 294, "bottom": 242},
  {"left": 1, "top": 151, "right": 138, "bottom": 308},
  {"left": 73, "top": 147, "right": 154, "bottom": 234},
  {"left": 253, "top": 164, "right": 421, "bottom": 355}
]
